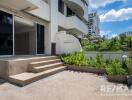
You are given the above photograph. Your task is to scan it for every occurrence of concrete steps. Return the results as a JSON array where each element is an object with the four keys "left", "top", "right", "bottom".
[
  {"left": 29, "top": 62, "right": 63, "bottom": 73},
  {"left": 29, "top": 59, "right": 61, "bottom": 67},
  {"left": 9, "top": 66, "right": 66, "bottom": 86},
  {"left": 8, "top": 56, "right": 67, "bottom": 86}
]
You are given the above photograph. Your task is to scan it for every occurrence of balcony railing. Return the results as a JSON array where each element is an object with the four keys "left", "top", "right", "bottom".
[{"left": 58, "top": 13, "right": 88, "bottom": 34}]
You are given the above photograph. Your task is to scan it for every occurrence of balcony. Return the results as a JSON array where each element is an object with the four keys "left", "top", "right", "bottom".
[
  {"left": 58, "top": 13, "right": 88, "bottom": 34},
  {"left": 27, "top": 0, "right": 50, "bottom": 21},
  {"left": 0, "top": 0, "right": 38, "bottom": 11},
  {"left": 63, "top": 0, "right": 84, "bottom": 17}
]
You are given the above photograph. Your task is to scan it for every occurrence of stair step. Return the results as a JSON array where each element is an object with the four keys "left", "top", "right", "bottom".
[
  {"left": 29, "top": 62, "right": 63, "bottom": 73},
  {"left": 30, "top": 56, "right": 58, "bottom": 62},
  {"left": 9, "top": 66, "right": 67, "bottom": 86},
  {"left": 29, "top": 59, "right": 61, "bottom": 67}
]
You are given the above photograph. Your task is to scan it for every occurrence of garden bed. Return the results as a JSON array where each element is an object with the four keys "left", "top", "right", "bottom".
[
  {"left": 67, "top": 65, "right": 106, "bottom": 74},
  {"left": 60, "top": 51, "right": 131, "bottom": 85}
]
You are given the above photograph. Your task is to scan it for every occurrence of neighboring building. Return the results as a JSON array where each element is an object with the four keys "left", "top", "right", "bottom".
[
  {"left": 121, "top": 31, "right": 132, "bottom": 37},
  {"left": 0, "top": 0, "right": 89, "bottom": 56},
  {"left": 88, "top": 11, "right": 100, "bottom": 40}
]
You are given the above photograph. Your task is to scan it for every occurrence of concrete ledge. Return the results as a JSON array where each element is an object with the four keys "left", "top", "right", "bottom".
[{"left": 67, "top": 64, "right": 106, "bottom": 74}]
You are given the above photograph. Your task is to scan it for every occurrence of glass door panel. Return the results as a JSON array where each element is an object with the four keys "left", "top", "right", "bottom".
[
  {"left": 37, "top": 24, "right": 45, "bottom": 54},
  {"left": 0, "top": 10, "right": 13, "bottom": 55}
]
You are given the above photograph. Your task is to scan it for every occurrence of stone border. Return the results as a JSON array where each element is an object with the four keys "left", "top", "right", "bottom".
[
  {"left": 66, "top": 64, "right": 106, "bottom": 74},
  {"left": 66, "top": 64, "right": 132, "bottom": 85},
  {"left": 106, "top": 75, "right": 127, "bottom": 83}
]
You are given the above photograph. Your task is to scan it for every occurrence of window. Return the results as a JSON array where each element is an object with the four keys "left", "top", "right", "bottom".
[
  {"left": 58, "top": 0, "right": 64, "bottom": 14},
  {"left": 0, "top": 10, "right": 13, "bottom": 55},
  {"left": 37, "top": 24, "right": 45, "bottom": 54}
]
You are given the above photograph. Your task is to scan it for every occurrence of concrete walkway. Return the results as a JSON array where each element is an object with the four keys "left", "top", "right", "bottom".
[{"left": 0, "top": 71, "right": 132, "bottom": 100}]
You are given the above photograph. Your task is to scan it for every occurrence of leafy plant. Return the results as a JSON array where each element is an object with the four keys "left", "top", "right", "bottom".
[
  {"left": 81, "top": 38, "right": 89, "bottom": 47},
  {"left": 87, "top": 54, "right": 106, "bottom": 69},
  {"left": 60, "top": 52, "right": 88, "bottom": 66},
  {"left": 106, "top": 60, "right": 128, "bottom": 75}
]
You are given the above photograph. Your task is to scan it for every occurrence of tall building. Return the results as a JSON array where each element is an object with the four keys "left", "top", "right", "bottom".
[
  {"left": 88, "top": 11, "right": 100, "bottom": 40},
  {"left": 0, "top": 0, "right": 89, "bottom": 56}
]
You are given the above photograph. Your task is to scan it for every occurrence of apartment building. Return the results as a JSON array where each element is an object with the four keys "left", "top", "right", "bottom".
[
  {"left": 88, "top": 11, "right": 100, "bottom": 40},
  {"left": 0, "top": 0, "right": 89, "bottom": 56}
]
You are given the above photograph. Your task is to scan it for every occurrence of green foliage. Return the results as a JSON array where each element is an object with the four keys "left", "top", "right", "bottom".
[
  {"left": 61, "top": 52, "right": 130, "bottom": 75},
  {"left": 83, "top": 45, "right": 95, "bottom": 51},
  {"left": 106, "top": 60, "right": 128, "bottom": 75},
  {"left": 60, "top": 52, "right": 88, "bottom": 66},
  {"left": 87, "top": 54, "right": 106, "bottom": 69},
  {"left": 81, "top": 38, "right": 89, "bottom": 47},
  {"left": 61, "top": 52, "right": 106, "bottom": 69},
  {"left": 81, "top": 33, "right": 132, "bottom": 51},
  {"left": 126, "top": 57, "right": 132, "bottom": 74}
]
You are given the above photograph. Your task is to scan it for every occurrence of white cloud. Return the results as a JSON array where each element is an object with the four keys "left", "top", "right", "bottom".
[
  {"left": 100, "top": 30, "right": 119, "bottom": 38},
  {"left": 100, "top": 8, "right": 132, "bottom": 22},
  {"left": 111, "top": 34, "right": 118, "bottom": 38},
  {"left": 89, "top": 0, "right": 126, "bottom": 8},
  {"left": 100, "top": 30, "right": 112, "bottom": 37}
]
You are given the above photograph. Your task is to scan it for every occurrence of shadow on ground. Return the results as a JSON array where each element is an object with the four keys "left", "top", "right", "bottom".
[{"left": 0, "top": 78, "right": 7, "bottom": 85}]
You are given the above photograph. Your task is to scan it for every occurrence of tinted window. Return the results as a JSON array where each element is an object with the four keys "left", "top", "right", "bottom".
[
  {"left": 58, "top": 0, "right": 64, "bottom": 14},
  {"left": 0, "top": 11, "right": 13, "bottom": 55}
]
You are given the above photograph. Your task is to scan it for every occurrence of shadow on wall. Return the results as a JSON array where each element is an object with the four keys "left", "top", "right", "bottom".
[{"left": 56, "top": 31, "right": 82, "bottom": 54}]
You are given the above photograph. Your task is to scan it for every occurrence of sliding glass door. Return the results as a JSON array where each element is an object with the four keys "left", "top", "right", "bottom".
[
  {"left": 36, "top": 24, "right": 45, "bottom": 54},
  {"left": 0, "top": 10, "right": 13, "bottom": 55}
]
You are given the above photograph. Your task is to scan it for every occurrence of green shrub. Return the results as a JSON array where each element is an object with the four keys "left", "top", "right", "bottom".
[
  {"left": 106, "top": 60, "right": 128, "bottom": 75},
  {"left": 60, "top": 52, "right": 88, "bottom": 66},
  {"left": 81, "top": 39, "right": 89, "bottom": 47},
  {"left": 61, "top": 52, "right": 106, "bottom": 69},
  {"left": 126, "top": 57, "right": 132, "bottom": 74},
  {"left": 87, "top": 54, "right": 106, "bottom": 69}
]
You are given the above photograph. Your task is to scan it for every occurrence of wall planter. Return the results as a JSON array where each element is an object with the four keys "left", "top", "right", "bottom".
[
  {"left": 127, "top": 75, "right": 132, "bottom": 85},
  {"left": 66, "top": 64, "right": 106, "bottom": 74},
  {"left": 106, "top": 75, "right": 127, "bottom": 83}
]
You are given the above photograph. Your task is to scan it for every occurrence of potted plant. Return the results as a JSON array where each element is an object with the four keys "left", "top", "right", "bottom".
[{"left": 105, "top": 60, "right": 128, "bottom": 83}]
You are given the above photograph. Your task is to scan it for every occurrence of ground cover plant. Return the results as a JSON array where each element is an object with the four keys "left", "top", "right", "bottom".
[{"left": 60, "top": 52, "right": 130, "bottom": 76}]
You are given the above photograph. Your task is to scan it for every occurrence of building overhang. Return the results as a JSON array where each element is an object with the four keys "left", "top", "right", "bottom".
[{"left": 0, "top": 0, "right": 38, "bottom": 11}]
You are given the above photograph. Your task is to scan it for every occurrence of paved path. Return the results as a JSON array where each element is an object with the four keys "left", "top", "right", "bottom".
[{"left": 0, "top": 71, "right": 132, "bottom": 100}]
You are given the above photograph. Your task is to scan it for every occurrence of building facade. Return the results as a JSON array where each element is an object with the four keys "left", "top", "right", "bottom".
[
  {"left": 0, "top": 0, "right": 89, "bottom": 56},
  {"left": 88, "top": 11, "right": 100, "bottom": 40}
]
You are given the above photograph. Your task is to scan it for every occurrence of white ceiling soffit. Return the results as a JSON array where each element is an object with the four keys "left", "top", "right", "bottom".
[{"left": 0, "top": 0, "right": 38, "bottom": 11}]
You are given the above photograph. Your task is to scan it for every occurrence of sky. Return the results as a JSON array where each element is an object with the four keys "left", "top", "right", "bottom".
[{"left": 89, "top": 0, "right": 132, "bottom": 38}]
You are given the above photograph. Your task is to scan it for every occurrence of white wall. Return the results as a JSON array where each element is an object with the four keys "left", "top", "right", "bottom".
[
  {"left": 49, "top": 0, "right": 59, "bottom": 43},
  {"left": 56, "top": 31, "right": 82, "bottom": 54},
  {"left": 28, "top": 0, "right": 50, "bottom": 21},
  {"left": 85, "top": 51, "right": 131, "bottom": 61}
]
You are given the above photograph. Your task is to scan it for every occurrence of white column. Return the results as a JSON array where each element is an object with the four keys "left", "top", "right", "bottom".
[{"left": 49, "top": 0, "right": 58, "bottom": 43}]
